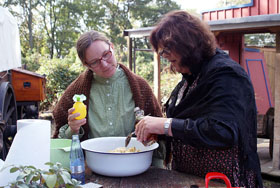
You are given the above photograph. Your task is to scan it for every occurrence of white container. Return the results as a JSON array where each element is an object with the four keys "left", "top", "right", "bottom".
[
  {"left": 0, "top": 119, "right": 50, "bottom": 186},
  {"left": 81, "top": 137, "right": 158, "bottom": 177}
]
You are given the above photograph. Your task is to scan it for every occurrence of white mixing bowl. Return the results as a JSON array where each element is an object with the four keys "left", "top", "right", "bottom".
[{"left": 81, "top": 137, "right": 159, "bottom": 177}]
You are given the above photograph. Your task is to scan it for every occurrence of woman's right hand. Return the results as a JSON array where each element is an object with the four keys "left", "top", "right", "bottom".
[
  {"left": 135, "top": 116, "right": 167, "bottom": 143},
  {"left": 68, "top": 107, "right": 86, "bottom": 134}
]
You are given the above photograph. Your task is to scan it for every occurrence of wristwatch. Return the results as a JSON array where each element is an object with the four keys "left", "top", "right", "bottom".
[{"left": 164, "top": 118, "right": 172, "bottom": 136}]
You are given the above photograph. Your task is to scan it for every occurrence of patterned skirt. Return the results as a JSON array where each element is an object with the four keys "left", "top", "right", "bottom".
[{"left": 171, "top": 139, "right": 257, "bottom": 188}]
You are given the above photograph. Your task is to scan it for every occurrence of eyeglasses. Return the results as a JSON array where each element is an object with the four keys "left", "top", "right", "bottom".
[
  {"left": 86, "top": 45, "right": 112, "bottom": 68},
  {"left": 158, "top": 47, "right": 171, "bottom": 57}
]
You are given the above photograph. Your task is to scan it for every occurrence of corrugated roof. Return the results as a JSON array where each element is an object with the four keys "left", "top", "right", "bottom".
[{"left": 123, "top": 14, "right": 280, "bottom": 37}]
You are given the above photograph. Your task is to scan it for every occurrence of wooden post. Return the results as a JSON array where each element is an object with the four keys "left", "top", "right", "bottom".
[
  {"left": 127, "top": 37, "right": 132, "bottom": 70},
  {"left": 153, "top": 52, "right": 161, "bottom": 103},
  {"left": 273, "top": 32, "right": 280, "bottom": 169},
  {"left": 133, "top": 39, "right": 136, "bottom": 73}
]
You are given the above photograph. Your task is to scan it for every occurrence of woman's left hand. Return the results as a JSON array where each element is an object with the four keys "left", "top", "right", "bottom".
[{"left": 135, "top": 116, "right": 167, "bottom": 143}]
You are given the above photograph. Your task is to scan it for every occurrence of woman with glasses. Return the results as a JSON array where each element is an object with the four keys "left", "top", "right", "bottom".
[
  {"left": 135, "top": 10, "right": 262, "bottom": 187},
  {"left": 52, "top": 30, "right": 164, "bottom": 167}
]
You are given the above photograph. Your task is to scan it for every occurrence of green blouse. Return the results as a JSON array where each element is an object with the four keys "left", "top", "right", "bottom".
[
  {"left": 58, "top": 67, "right": 135, "bottom": 139},
  {"left": 88, "top": 67, "right": 135, "bottom": 138}
]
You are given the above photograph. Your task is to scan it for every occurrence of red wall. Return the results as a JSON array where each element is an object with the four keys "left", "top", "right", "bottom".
[
  {"left": 216, "top": 33, "right": 243, "bottom": 64},
  {"left": 242, "top": 48, "right": 274, "bottom": 114},
  {"left": 204, "top": 0, "right": 277, "bottom": 115},
  {"left": 202, "top": 0, "right": 280, "bottom": 21}
]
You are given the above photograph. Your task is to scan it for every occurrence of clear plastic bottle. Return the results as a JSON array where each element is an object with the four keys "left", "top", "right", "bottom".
[{"left": 70, "top": 134, "right": 85, "bottom": 184}]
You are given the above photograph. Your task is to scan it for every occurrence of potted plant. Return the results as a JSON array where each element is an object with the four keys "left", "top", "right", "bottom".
[{"left": 0, "top": 162, "right": 82, "bottom": 188}]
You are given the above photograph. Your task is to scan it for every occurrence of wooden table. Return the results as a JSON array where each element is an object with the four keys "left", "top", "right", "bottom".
[{"left": 86, "top": 167, "right": 225, "bottom": 187}]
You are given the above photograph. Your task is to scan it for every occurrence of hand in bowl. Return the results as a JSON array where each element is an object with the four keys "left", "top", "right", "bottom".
[{"left": 135, "top": 116, "right": 167, "bottom": 143}]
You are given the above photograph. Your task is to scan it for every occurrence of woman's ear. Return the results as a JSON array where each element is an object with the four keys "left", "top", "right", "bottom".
[{"left": 110, "top": 43, "right": 114, "bottom": 49}]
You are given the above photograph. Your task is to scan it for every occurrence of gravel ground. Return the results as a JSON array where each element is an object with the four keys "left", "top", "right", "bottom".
[
  {"left": 263, "top": 175, "right": 280, "bottom": 188},
  {"left": 258, "top": 138, "right": 280, "bottom": 188}
]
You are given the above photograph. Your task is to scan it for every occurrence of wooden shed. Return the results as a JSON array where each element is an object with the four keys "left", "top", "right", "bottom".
[
  {"left": 124, "top": 0, "right": 280, "bottom": 171},
  {"left": 201, "top": 0, "right": 280, "bottom": 172}
]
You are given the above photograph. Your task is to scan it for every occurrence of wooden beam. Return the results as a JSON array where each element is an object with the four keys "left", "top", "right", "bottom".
[
  {"left": 127, "top": 37, "right": 132, "bottom": 70},
  {"left": 273, "top": 32, "right": 280, "bottom": 170},
  {"left": 153, "top": 52, "right": 161, "bottom": 103},
  {"left": 268, "top": 26, "right": 280, "bottom": 33},
  {"left": 213, "top": 31, "right": 220, "bottom": 37},
  {"left": 133, "top": 38, "right": 136, "bottom": 73}
]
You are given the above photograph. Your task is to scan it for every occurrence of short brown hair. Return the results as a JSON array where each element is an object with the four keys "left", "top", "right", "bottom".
[
  {"left": 150, "top": 10, "right": 216, "bottom": 70},
  {"left": 76, "top": 30, "right": 110, "bottom": 64}
]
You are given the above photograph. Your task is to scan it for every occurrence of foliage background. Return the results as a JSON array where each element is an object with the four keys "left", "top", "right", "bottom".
[{"left": 1, "top": 0, "right": 183, "bottom": 110}]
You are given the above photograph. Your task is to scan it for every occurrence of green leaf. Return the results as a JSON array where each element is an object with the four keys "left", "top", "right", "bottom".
[
  {"left": 25, "top": 173, "right": 34, "bottom": 184},
  {"left": 24, "top": 168, "right": 33, "bottom": 174},
  {"left": 60, "top": 171, "right": 72, "bottom": 184},
  {"left": 10, "top": 167, "right": 19, "bottom": 173},
  {"left": 32, "top": 174, "right": 41, "bottom": 182},
  {"left": 26, "top": 165, "right": 36, "bottom": 170},
  {"left": 55, "top": 162, "right": 62, "bottom": 167},
  {"left": 45, "top": 174, "right": 57, "bottom": 188},
  {"left": 70, "top": 178, "right": 81, "bottom": 185},
  {"left": 45, "top": 162, "right": 54, "bottom": 166},
  {"left": 16, "top": 174, "right": 26, "bottom": 181}
]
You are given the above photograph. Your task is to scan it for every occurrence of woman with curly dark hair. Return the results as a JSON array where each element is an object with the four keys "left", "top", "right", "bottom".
[{"left": 135, "top": 10, "right": 263, "bottom": 188}]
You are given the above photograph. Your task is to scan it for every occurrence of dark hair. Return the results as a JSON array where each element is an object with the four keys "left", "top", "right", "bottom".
[
  {"left": 150, "top": 10, "right": 216, "bottom": 71},
  {"left": 76, "top": 30, "right": 110, "bottom": 64}
]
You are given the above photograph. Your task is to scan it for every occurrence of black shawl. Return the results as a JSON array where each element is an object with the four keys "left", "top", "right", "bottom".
[{"left": 165, "top": 49, "right": 263, "bottom": 187}]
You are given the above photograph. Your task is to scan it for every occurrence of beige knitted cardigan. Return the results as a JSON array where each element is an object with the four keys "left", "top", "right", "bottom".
[{"left": 52, "top": 63, "right": 162, "bottom": 141}]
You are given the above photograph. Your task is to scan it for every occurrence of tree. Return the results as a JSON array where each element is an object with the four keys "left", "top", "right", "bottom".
[
  {"left": 1, "top": 0, "right": 183, "bottom": 110},
  {"left": 78, "top": 0, "right": 106, "bottom": 31},
  {"left": 245, "top": 33, "right": 276, "bottom": 47},
  {"left": 101, "top": 0, "right": 180, "bottom": 61},
  {"left": 40, "top": 0, "right": 82, "bottom": 58},
  {"left": 2, "top": 0, "right": 41, "bottom": 52},
  {"left": 2, "top": 0, "right": 181, "bottom": 60}
]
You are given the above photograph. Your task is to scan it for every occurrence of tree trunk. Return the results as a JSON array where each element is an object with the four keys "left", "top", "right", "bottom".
[{"left": 28, "top": 0, "right": 33, "bottom": 49}]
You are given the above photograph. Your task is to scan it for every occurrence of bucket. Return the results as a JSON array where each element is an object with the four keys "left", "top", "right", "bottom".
[
  {"left": 50, "top": 139, "right": 72, "bottom": 168},
  {"left": 205, "top": 172, "right": 240, "bottom": 188}
]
